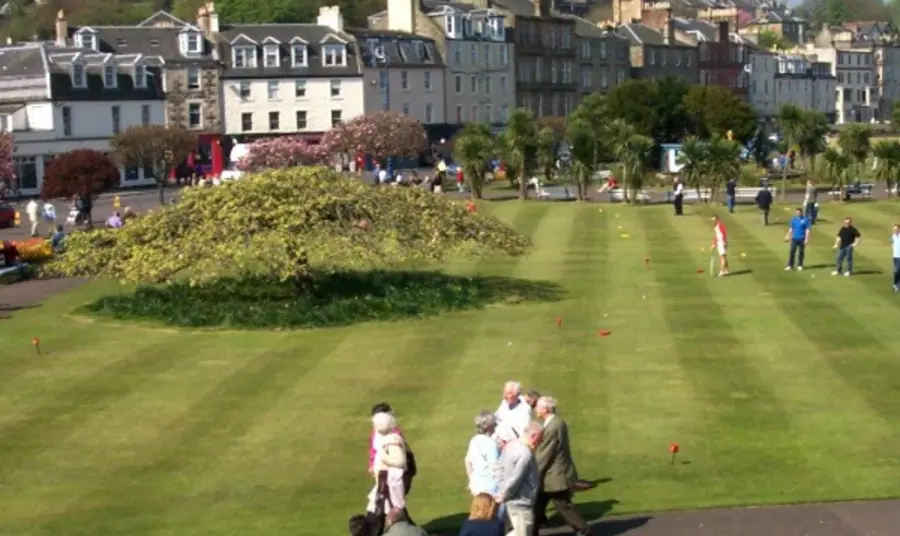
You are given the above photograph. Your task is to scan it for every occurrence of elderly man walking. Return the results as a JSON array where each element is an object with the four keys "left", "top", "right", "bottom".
[
  {"left": 495, "top": 421, "right": 543, "bottom": 536},
  {"left": 532, "top": 396, "right": 590, "bottom": 536},
  {"left": 495, "top": 381, "right": 532, "bottom": 440}
]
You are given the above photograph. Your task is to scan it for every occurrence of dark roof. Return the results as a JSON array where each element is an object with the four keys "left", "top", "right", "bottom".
[
  {"left": 617, "top": 23, "right": 693, "bottom": 46},
  {"left": 749, "top": 10, "right": 805, "bottom": 25},
  {"left": 349, "top": 29, "right": 443, "bottom": 68},
  {"left": 217, "top": 23, "right": 361, "bottom": 79},
  {"left": 562, "top": 13, "right": 607, "bottom": 38},
  {"left": 0, "top": 45, "right": 47, "bottom": 77}
]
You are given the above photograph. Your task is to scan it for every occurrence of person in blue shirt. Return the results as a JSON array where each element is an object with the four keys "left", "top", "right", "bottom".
[
  {"left": 892, "top": 224, "right": 900, "bottom": 292},
  {"left": 783, "top": 208, "right": 810, "bottom": 271},
  {"left": 726, "top": 177, "right": 737, "bottom": 213}
]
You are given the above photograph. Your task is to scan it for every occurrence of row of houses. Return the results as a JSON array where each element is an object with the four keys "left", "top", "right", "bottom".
[{"left": 1, "top": 0, "right": 898, "bottom": 195}]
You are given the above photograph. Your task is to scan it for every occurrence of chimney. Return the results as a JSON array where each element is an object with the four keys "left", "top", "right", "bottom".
[
  {"left": 206, "top": 3, "right": 219, "bottom": 34},
  {"left": 55, "top": 10, "right": 67, "bottom": 47},
  {"left": 718, "top": 20, "right": 728, "bottom": 42},
  {"left": 317, "top": 6, "right": 345, "bottom": 33},
  {"left": 196, "top": 5, "right": 210, "bottom": 35},
  {"left": 388, "top": 0, "right": 417, "bottom": 33},
  {"left": 532, "top": 0, "right": 541, "bottom": 17}
]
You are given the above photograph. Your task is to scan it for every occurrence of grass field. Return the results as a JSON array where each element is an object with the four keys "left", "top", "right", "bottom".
[{"left": 2, "top": 200, "right": 900, "bottom": 536}]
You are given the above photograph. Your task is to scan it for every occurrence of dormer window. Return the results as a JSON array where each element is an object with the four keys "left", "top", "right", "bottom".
[
  {"left": 72, "top": 62, "right": 86, "bottom": 88},
  {"left": 488, "top": 17, "right": 505, "bottom": 40},
  {"left": 179, "top": 31, "right": 203, "bottom": 56},
  {"left": 134, "top": 64, "right": 147, "bottom": 88},
  {"left": 74, "top": 31, "right": 97, "bottom": 51},
  {"left": 232, "top": 45, "right": 257, "bottom": 68},
  {"left": 446, "top": 15, "right": 461, "bottom": 38},
  {"left": 263, "top": 44, "right": 280, "bottom": 67},
  {"left": 103, "top": 64, "right": 117, "bottom": 88},
  {"left": 322, "top": 44, "right": 346, "bottom": 67},
  {"left": 291, "top": 43, "right": 308, "bottom": 67}
]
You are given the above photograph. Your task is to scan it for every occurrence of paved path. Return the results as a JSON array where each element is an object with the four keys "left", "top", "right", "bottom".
[{"left": 0, "top": 277, "right": 85, "bottom": 318}]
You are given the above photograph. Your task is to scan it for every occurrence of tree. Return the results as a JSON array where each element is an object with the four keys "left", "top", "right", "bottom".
[
  {"left": 756, "top": 29, "right": 792, "bottom": 50},
  {"left": 683, "top": 85, "right": 757, "bottom": 143},
  {"left": 871, "top": 141, "right": 900, "bottom": 195},
  {"left": 676, "top": 136, "right": 710, "bottom": 201},
  {"left": 40, "top": 149, "right": 120, "bottom": 200},
  {"left": 45, "top": 166, "right": 531, "bottom": 286},
  {"left": 498, "top": 108, "right": 538, "bottom": 200},
  {"left": 110, "top": 125, "right": 198, "bottom": 205},
  {"left": 566, "top": 117, "right": 595, "bottom": 201},
  {"left": 777, "top": 104, "right": 805, "bottom": 200},
  {"left": 536, "top": 117, "right": 567, "bottom": 141},
  {"left": 238, "top": 136, "right": 324, "bottom": 172},
  {"left": 608, "top": 121, "right": 653, "bottom": 204},
  {"left": 0, "top": 133, "right": 13, "bottom": 185},
  {"left": 822, "top": 147, "right": 850, "bottom": 191},
  {"left": 320, "top": 111, "right": 427, "bottom": 166},
  {"left": 891, "top": 102, "right": 900, "bottom": 132},
  {"left": 705, "top": 134, "right": 742, "bottom": 201},
  {"left": 606, "top": 77, "right": 691, "bottom": 142},
  {"left": 795, "top": 110, "right": 829, "bottom": 172},
  {"left": 536, "top": 127, "right": 560, "bottom": 184},
  {"left": 836, "top": 124, "right": 873, "bottom": 184},
  {"left": 452, "top": 123, "right": 495, "bottom": 199}
]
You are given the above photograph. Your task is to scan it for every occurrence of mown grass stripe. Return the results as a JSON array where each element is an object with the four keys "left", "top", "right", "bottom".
[
  {"left": 635, "top": 208, "right": 794, "bottom": 479},
  {"left": 32, "top": 334, "right": 349, "bottom": 536},
  {"left": 718, "top": 208, "right": 900, "bottom": 425}
]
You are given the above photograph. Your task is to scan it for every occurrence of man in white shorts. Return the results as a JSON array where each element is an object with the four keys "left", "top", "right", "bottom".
[{"left": 711, "top": 214, "right": 729, "bottom": 277}]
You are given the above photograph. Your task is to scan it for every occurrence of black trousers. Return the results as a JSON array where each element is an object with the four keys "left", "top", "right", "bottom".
[
  {"left": 761, "top": 207, "right": 770, "bottom": 226},
  {"left": 674, "top": 194, "right": 684, "bottom": 215},
  {"left": 531, "top": 489, "right": 588, "bottom": 536}
]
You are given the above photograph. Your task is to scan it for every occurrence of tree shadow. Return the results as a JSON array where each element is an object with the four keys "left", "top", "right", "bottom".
[
  {"left": 592, "top": 516, "right": 653, "bottom": 536},
  {"left": 81, "top": 271, "right": 566, "bottom": 329},
  {"left": 853, "top": 269, "right": 882, "bottom": 275}
]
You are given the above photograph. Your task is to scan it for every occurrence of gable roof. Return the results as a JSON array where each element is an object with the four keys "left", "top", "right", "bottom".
[
  {"left": 350, "top": 29, "right": 444, "bottom": 68},
  {"left": 137, "top": 10, "right": 192, "bottom": 28},
  {"left": 66, "top": 24, "right": 219, "bottom": 65}
]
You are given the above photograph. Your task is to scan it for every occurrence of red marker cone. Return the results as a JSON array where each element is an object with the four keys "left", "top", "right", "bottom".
[
  {"left": 670, "top": 442, "right": 679, "bottom": 465},
  {"left": 32, "top": 337, "right": 41, "bottom": 355},
  {"left": 696, "top": 268, "right": 704, "bottom": 274},
  {"left": 597, "top": 329, "right": 611, "bottom": 337},
  {"left": 555, "top": 317, "right": 563, "bottom": 329}
]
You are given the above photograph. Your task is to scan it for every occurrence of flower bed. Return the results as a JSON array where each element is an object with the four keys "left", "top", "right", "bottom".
[{"left": 11, "top": 238, "right": 53, "bottom": 263}]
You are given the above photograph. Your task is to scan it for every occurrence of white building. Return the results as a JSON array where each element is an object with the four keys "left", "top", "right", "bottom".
[
  {"left": 808, "top": 45, "right": 875, "bottom": 124},
  {"left": 0, "top": 43, "right": 166, "bottom": 195}
]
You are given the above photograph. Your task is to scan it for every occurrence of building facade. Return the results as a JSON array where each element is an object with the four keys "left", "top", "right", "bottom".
[
  {"left": 809, "top": 45, "right": 875, "bottom": 123},
  {"left": 675, "top": 18, "right": 746, "bottom": 98},
  {"left": 744, "top": 8, "right": 806, "bottom": 45},
  {"left": 617, "top": 21, "right": 699, "bottom": 83},
  {"left": 0, "top": 43, "right": 165, "bottom": 195},
  {"left": 58, "top": 7, "right": 226, "bottom": 175},
  {"left": 571, "top": 16, "right": 631, "bottom": 97}
]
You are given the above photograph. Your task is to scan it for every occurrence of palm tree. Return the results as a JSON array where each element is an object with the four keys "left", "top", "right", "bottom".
[
  {"left": 567, "top": 117, "right": 595, "bottom": 201},
  {"left": 778, "top": 104, "right": 804, "bottom": 200},
  {"left": 796, "top": 110, "right": 829, "bottom": 172},
  {"left": 617, "top": 134, "right": 654, "bottom": 203},
  {"left": 452, "top": 123, "right": 495, "bottom": 199},
  {"left": 605, "top": 119, "right": 638, "bottom": 202},
  {"left": 705, "top": 134, "right": 742, "bottom": 202},
  {"left": 536, "top": 127, "right": 559, "bottom": 184},
  {"left": 676, "top": 136, "right": 709, "bottom": 202},
  {"left": 837, "top": 124, "right": 873, "bottom": 185},
  {"left": 499, "top": 108, "right": 538, "bottom": 200},
  {"left": 822, "top": 147, "right": 850, "bottom": 193},
  {"left": 871, "top": 140, "right": 900, "bottom": 196}
]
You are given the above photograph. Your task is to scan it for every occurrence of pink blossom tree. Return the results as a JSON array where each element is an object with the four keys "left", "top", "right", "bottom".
[
  {"left": 0, "top": 133, "right": 14, "bottom": 184},
  {"left": 320, "top": 111, "right": 428, "bottom": 165},
  {"left": 237, "top": 136, "right": 324, "bottom": 172}
]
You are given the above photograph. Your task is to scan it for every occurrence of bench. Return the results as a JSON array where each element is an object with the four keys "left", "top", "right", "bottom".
[
  {"left": 682, "top": 189, "right": 713, "bottom": 202},
  {"left": 829, "top": 184, "right": 873, "bottom": 200},
  {"left": 608, "top": 188, "right": 650, "bottom": 203},
  {"left": 0, "top": 262, "right": 30, "bottom": 278},
  {"left": 536, "top": 185, "right": 573, "bottom": 200}
]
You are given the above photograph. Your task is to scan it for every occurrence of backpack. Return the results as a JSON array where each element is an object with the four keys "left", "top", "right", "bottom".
[{"left": 405, "top": 445, "right": 417, "bottom": 478}]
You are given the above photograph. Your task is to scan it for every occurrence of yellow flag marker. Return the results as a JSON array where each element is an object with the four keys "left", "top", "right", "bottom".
[
  {"left": 621, "top": 233, "right": 630, "bottom": 238},
  {"left": 113, "top": 195, "right": 121, "bottom": 209},
  {"left": 741, "top": 252, "right": 747, "bottom": 258}
]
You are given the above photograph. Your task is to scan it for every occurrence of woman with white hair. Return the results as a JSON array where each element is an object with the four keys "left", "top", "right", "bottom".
[
  {"left": 367, "top": 412, "right": 409, "bottom": 522},
  {"left": 465, "top": 410, "right": 501, "bottom": 497}
]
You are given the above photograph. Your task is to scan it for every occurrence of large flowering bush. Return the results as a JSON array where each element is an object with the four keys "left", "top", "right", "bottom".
[
  {"left": 12, "top": 238, "right": 53, "bottom": 262},
  {"left": 237, "top": 137, "right": 325, "bottom": 172},
  {"left": 319, "top": 111, "right": 427, "bottom": 163}
]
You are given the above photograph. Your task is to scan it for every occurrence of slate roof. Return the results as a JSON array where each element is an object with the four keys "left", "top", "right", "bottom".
[
  {"left": 616, "top": 23, "right": 693, "bottom": 46},
  {"left": 749, "top": 10, "right": 805, "bottom": 25},
  {"left": 350, "top": 29, "right": 443, "bottom": 69},
  {"left": 217, "top": 24, "right": 361, "bottom": 79},
  {"left": 0, "top": 43, "right": 165, "bottom": 101},
  {"left": 673, "top": 17, "right": 718, "bottom": 41},
  {"left": 369, "top": 1, "right": 514, "bottom": 43}
]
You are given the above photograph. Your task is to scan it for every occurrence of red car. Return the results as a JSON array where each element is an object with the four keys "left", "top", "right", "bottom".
[{"left": 0, "top": 203, "right": 14, "bottom": 228}]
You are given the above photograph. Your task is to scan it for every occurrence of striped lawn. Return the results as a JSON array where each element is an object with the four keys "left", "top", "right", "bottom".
[{"left": 1, "top": 200, "right": 900, "bottom": 535}]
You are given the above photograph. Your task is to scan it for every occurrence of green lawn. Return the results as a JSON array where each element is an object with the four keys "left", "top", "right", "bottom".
[{"left": 2, "top": 200, "right": 900, "bottom": 535}]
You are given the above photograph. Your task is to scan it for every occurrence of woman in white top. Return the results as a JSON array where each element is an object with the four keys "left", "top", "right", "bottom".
[
  {"left": 367, "top": 412, "right": 407, "bottom": 515},
  {"left": 464, "top": 411, "right": 501, "bottom": 496}
]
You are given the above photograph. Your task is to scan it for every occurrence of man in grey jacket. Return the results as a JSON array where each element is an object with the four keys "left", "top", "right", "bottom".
[{"left": 495, "top": 421, "right": 543, "bottom": 536}]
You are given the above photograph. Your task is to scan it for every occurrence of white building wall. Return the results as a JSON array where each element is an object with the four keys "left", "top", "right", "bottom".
[
  {"left": 748, "top": 52, "right": 776, "bottom": 117},
  {"left": 221, "top": 77, "right": 365, "bottom": 135},
  {"left": 361, "top": 67, "right": 446, "bottom": 125}
]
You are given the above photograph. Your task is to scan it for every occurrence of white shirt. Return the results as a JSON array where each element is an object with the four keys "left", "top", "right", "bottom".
[
  {"left": 378, "top": 169, "right": 388, "bottom": 183},
  {"left": 541, "top": 414, "right": 555, "bottom": 429},
  {"left": 26, "top": 200, "right": 38, "bottom": 220},
  {"left": 495, "top": 397, "right": 532, "bottom": 439},
  {"left": 674, "top": 182, "right": 684, "bottom": 195},
  {"left": 465, "top": 434, "right": 500, "bottom": 495}
]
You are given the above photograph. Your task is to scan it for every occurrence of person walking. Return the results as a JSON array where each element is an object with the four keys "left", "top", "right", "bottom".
[
  {"left": 755, "top": 185, "right": 773, "bottom": 226},
  {"left": 495, "top": 422, "right": 542, "bottom": 536},
  {"left": 784, "top": 207, "right": 810, "bottom": 271},
  {"left": 832, "top": 217, "right": 862, "bottom": 276},
  {"left": 804, "top": 180, "right": 818, "bottom": 225},
  {"left": 726, "top": 176, "right": 737, "bottom": 213},
  {"left": 712, "top": 214, "right": 729, "bottom": 277},
  {"left": 892, "top": 224, "right": 900, "bottom": 292},
  {"left": 673, "top": 177, "right": 684, "bottom": 216},
  {"left": 26, "top": 198, "right": 39, "bottom": 237}
]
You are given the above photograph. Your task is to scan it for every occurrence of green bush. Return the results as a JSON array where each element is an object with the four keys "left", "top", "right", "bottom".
[{"left": 81, "top": 271, "right": 564, "bottom": 329}]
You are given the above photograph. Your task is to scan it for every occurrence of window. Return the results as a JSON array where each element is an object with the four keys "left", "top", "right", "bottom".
[
  {"left": 562, "top": 61, "right": 572, "bottom": 84},
  {"left": 379, "top": 71, "right": 389, "bottom": 92},
  {"left": 75, "top": 32, "right": 97, "bottom": 50},
  {"left": 323, "top": 44, "right": 346, "bottom": 66},
  {"left": 14, "top": 157, "right": 37, "bottom": 190},
  {"left": 561, "top": 28, "right": 572, "bottom": 48},
  {"left": 471, "top": 105, "right": 478, "bottom": 122},
  {"left": 485, "top": 104, "right": 492, "bottom": 123},
  {"left": 331, "top": 110, "right": 342, "bottom": 127},
  {"left": 485, "top": 76, "right": 492, "bottom": 94},
  {"left": 455, "top": 105, "right": 463, "bottom": 123},
  {"left": 453, "top": 46, "right": 462, "bottom": 65},
  {"left": 500, "top": 75, "right": 507, "bottom": 93},
  {"left": 601, "top": 71, "right": 608, "bottom": 88},
  {"left": 292, "top": 44, "right": 308, "bottom": 67},
  {"left": 563, "top": 95, "right": 573, "bottom": 116},
  {"left": 134, "top": 65, "right": 147, "bottom": 88},
  {"left": 239, "top": 81, "right": 251, "bottom": 100},
  {"left": 111, "top": 105, "right": 120, "bottom": 134},
  {"left": 581, "top": 40, "right": 591, "bottom": 59},
  {"left": 446, "top": 15, "right": 456, "bottom": 35},
  {"left": 501, "top": 104, "right": 509, "bottom": 121},
  {"left": 72, "top": 63, "right": 86, "bottom": 88},
  {"left": 188, "top": 102, "right": 202, "bottom": 128},
  {"left": 471, "top": 75, "right": 478, "bottom": 93},
  {"left": 269, "top": 111, "right": 280, "bottom": 130},
  {"left": 241, "top": 112, "right": 253, "bottom": 132},
  {"left": 330, "top": 79, "right": 342, "bottom": 98},
  {"left": 617, "top": 70, "right": 625, "bottom": 84},
  {"left": 425, "top": 103, "right": 434, "bottom": 123},
  {"left": 62, "top": 106, "right": 72, "bottom": 136},
  {"left": 296, "top": 110, "right": 307, "bottom": 129},
  {"left": 402, "top": 103, "right": 410, "bottom": 115},
  {"left": 582, "top": 70, "right": 591, "bottom": 89},
  {"left": 401, "top": 71, "right": 409, "bottom": 90},
  {"left": 500, "top": 44, "right": 508, "bottom": 65},
  {"left": 551, "top": 61, "right": 557, "bottom": 83},
  {"left": 424, "top": 71, "right": 432, "bottom": 91},
  {"left": 141, "top": 105, "right": 151, "bottom": 126},
  {"left": 232, "top": 46, "right": 257, "bottom": 68},
  {"left": 484, "top": 44, "right": 491, "bottom": 67},
  {"left": 267, "top": 80, "right": 279, "bottom": 100},
  {"left": 295, "top": 80, "right": 307, "bottom": 98},
  {"left": 181, "top": 32, "right": 202, "bottom": 55},
  {"left": 471, "top": 44, "right": 477, "bottom": 64},
  {"left": 455, "top": 74, "right": 463, "bottom": 94},
  {"left": 599, "top": 41, "right": 607, "bottom": 59},
  {"left": 187, "top": 67, "right": 201, "bottom": 90},
  {"left": 263, "top": 44, "right": 280, "bottom": 67}
]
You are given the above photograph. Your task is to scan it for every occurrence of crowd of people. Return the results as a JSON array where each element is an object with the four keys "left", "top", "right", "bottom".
[{"left": 353, "top": 381, "right": 593, "bottom": 536}]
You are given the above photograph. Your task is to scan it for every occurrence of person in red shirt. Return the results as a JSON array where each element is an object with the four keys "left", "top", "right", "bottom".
[
  {"left": 597, "top": 175, "right": 617, "bottom": 194},
  {"left": 1, "top": 241, "right": 20, "bottom": 267},
  {"left": 456, "top": 167, "right": 464, "bottom": 191},
  {"left": 711, "top": 215, "right": 729, "bottom": 277}
]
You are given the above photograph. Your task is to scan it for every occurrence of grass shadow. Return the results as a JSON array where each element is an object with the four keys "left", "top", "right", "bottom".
[
  {"left": 727, "top": 269, "right": 753, "bottom": 276},
  {"left": 592, "top": 516, "right": 652, "bottom": 536},
  {"left": 79, "top": 271, "right": 566, "bottom": 330}
]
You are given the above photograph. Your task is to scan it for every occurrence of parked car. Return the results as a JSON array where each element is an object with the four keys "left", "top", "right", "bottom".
[{"left": 0, "top": 202, "right": 15, "bottom": 228}]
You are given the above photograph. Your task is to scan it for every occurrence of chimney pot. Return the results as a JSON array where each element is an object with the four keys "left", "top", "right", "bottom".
[{"left": 55, "top": 9, "right": 68, "bottom": 47}]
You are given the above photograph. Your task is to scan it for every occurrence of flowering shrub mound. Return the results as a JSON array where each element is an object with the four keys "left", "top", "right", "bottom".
[
  {"left": 237, "top": 136, "right": 326, "bottom": 172},
  {"left": 12, "top": 238, "right": 52, "bottom": 262},
  {"left": 319, "top": 111, "right": 427, "bottom": 162}
]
